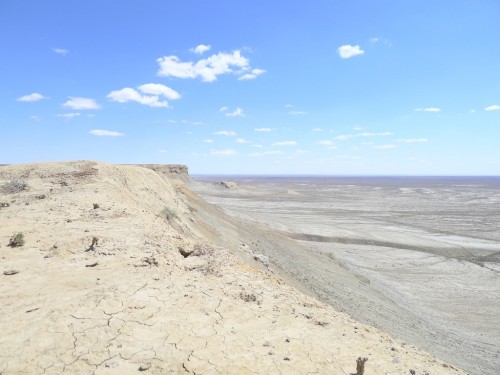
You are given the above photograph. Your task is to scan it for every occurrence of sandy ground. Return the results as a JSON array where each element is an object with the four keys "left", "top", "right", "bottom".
[
  {"left": 0, "top": 161, "right": 468, "bottom": 374},
  {"left": 189, "top": 177, "right": 500, "bottom": 375}
]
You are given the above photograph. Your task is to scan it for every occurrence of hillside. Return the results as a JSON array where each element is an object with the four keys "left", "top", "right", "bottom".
[{"left": 0, "top": 161, "right": 465, "bottom": 374}]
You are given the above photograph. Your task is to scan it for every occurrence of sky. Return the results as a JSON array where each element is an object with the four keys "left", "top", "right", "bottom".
[{"left": 1, "top": 0, "right": 499, "bottom": 175}]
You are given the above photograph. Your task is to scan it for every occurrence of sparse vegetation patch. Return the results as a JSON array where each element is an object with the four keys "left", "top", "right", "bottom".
[
  {"left": 1, "top": 180, "right": 28, "bottom": 194},
  {"left": 161, "top": 207, "right": 178, "bottom": 221},
  {"left": 8, "top": 232, "right": 25, "bottom": 247}
]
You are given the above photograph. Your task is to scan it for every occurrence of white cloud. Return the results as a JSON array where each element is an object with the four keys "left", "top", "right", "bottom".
[
  {"left": 334, "top": 132, "right": 393, "bottom": 141},
  {"left": 374, "top": 144, "right": 396, "bottom": 149},
  {"left": 238, "top": 68, "right": 266, "bottom": 80},
  {"left": 358, "top": 132, "right": 393, "bottom": 137},
  {"left": 252, "top": 144, "right": 263, "bottom": 148},
  {"left": 289, "top": 110, "right": 306, "bottom": 115},
  {"left": 273, "top": 141, "right": 297, "bottom": 146},
  {"left": 157, "top": 50, "right": 260, "bottom": 82},
  {"left": 159, "top": 150, "right": 167, "bottom": 154},
  {"left": 17, "top": 92, "right": 47, "bottom": 102},
  {"left": 312, "top": 128, "right": 323, "bottom": 132},
  {"left": 353, "top": 126, "right": 363, "bottom": 130},
  {"left": 319, "top": 140, "right": 335, "bottom": 146},
  {"left": 485, "top": 104, "right": 500, "bottom": 111},
  {"left": 210, "top": 149, "right": 236, "bottom": 156},
  {"left": 249, "top": 150, "right": 284, "bottom": 157},
  {"left": 236, "top": 138, "right": 249, "bottom": 144},
  {"left": 203, "top": 139, "right": 214, "bottom": 143},
  {"left": 335, "top": 134, "right": 351, "bottom": 141},
  {"left": 225, "top": 107, "right": 245, "bottom": 117},
  {"left": 30, "top": 115, "right": 40, "bottom": 122},
  {"left": 414, "top": 107, "right": 441, "bottom": 112},
  {"left": 337, "top": 44, "right": 365, "bottom": 59},
  {"left": 107, "top": 83, "right": 180, "bottom": 108},
  {"left": 369, "top": 37, "right": 380, "bottom": 43},
  {"left": 90, "top": 129, "right": 123, "bottom": 137},
  {"left": 219, "top": 106, "right": 229, "bottom": 112},
  {"left": 52, "top": 48, "right": 69, "bottom": 56},
  {"left": 64, "top": 97, "right": 101, "bottom": 110},
  {"left": 397, "top": 138, "right": 429, "bottom": 143},
  {"left": 138, "top": 83, "right": 181, "bottom": 99},
  {"left": 214, "top": 130, "right": 236, "bottom": 136},
  {"left": 285, "top": 104, "right": 294, "bottom": 108},
  {"left": 57, "top": 112, "right": 81, "bottom": 120},
  {"left": 254, "top": 128, "right": 272, "bottom": 132},
  {"left": 191, "top": 44, "right": 211, "bottom": 55}
]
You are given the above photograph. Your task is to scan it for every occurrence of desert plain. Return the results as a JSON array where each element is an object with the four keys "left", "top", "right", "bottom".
[
  {"left": 0, "top": 161, "right": 493, "bottom": 374},
  {"left": 190, "top": 175, "right": 500, "bottom": 375}
]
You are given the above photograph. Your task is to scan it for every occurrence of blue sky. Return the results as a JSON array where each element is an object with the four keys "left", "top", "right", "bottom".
[{"left": 1, "top": 1, "right": 499, "bottom": 175}]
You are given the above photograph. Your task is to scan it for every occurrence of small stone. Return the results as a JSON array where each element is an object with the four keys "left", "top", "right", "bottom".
[
  {"left": 93, "top": 203, "right": 99, "bottom": 209},
  {"left": 4, "top": 270, "right": 19, "bottom": 276},
  {"left": 138, "top": 364, "right": 151, "bottom": 371}
]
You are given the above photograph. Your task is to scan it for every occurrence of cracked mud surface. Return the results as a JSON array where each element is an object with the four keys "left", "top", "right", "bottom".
[{"left": 1, "top": 162, "right": 466, "bottom": 374}]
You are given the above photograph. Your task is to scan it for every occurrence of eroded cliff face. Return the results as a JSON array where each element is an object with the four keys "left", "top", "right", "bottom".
[{"left": 135, "top": 164, "right": 189, "bottom": 175}]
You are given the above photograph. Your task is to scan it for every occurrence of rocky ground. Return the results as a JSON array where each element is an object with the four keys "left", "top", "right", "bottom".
[{"left": 0, "top": 162, "right": 467, "bottom": 374}]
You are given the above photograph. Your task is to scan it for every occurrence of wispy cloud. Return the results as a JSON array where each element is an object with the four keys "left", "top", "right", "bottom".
[
  {"left": 249, "top": 150, "right": 284, "bottom": 157},
  {"left": 397, "top": 138, "right": 429, "bottom": 143},
  {"left": 273, "top": 141, "right": 297, "bottom": 146},
  {"left": 312, "top": 128, "right": 323, "bottom": 132},
  {"left": 16, "top": 92, "right": 47, "bottom": 102},
  {"left": 210, "top": 149, "right": 236, "bottom": 156},
  {"left": 191, "top": 44, "right": 211, "bottom": 55},
  {"left": 289, "top": 110, "right": 306, "bottom": 115},
  {"left": 64, "top": 97, "right": 101, "bottom": 110},
  {"left": 254, "top": 128, "right": 272, "bottom": 132},
  {"left": 107, "top": 83, "right": 180, "bottom": 108},
  {"left": 225, "top": 107, "right": 245, "bottom": 117},
  {"left": 238, "top": 68, "right": 266, "bottom": 80},
  {"left": 318, "top": 140, "right": 335, "bottom": 146},
  {"left": 374, "top": 144, "right": 396, "bottom": 149},
  {"left": 334, "top": 132, "right": 393, "bottom": 141},
  {"left": 57, "top": 112, "right": 81, "bottom": 120},
  {"left": 52, "top": 48, "right": 69, "bottom": 56},
  {"left": 203, "top": 139, "right": 214, "bottom": 143},
  {"left": 219, "top": 106, "right": 229, "bottom": 112},
  {"left": 485, "top": 104, "right": 500, "bottom": 111},
  {"left": 414, "top": 107, "right": 441, "bottom": 112},
  {"left": 214, "top": 130, "right": 236, "bottom": 136},
  {"left": 90, "top": 129, "right": 123, "bottom": 137},
  {"left": 30, "top": 115, "right": 41, "bottom": 122},
  {"left": 337, "top": 44, "right": 365, "bottom": 59},
  {"left": 157, "top": 49, "right": 264, "bottom": 82},
  {"left": 236, "top": 138, "right": 249, "bottom": 144}
]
